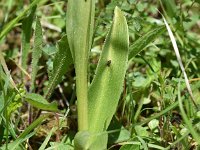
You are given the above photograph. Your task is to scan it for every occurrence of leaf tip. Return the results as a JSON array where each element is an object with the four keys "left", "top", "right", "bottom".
[{"left": 114, "top": 6, "right": 122, "bottom": 16}]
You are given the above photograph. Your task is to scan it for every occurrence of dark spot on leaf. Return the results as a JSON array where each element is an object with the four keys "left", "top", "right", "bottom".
[{"left": 106, "top": 60, "right": 111, "bottom": 67}]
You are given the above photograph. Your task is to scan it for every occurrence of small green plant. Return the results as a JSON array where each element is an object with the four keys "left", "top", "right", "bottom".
[
  {"left": 66, "top": 1, "right": 129, "bottom": 148},
  {"left": 0, "top": 0, "right": 200, "bottom": 149}
]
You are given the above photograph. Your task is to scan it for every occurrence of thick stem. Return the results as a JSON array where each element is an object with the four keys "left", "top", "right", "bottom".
[
  {"left": 76, "top": 62, "right": 88, "bottom": 131},
  {"left": 66, "top": 0, "right": 95, "bottom": 131}
]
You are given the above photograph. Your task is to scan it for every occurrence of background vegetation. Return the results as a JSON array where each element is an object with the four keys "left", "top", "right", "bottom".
[{"left": 0, "top": 0, "right": 200, "bottom": 149}]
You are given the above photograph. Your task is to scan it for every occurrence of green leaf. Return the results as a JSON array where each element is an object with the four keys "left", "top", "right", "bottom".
[
  {"left": 25, "top": 93, "right": 59, "bottom": 112},
  {"left": 7, "top": 85, "right": 26, "bottom": 118},
  {"left": 128, "top": 26, "right": 165, "bottom": 60},
  {"left": 0, "top": 94, "right": 3, "bottom": 113},
  {"left": 148, "top": 144, "right": 165, "bottom": 150},
  {"left": 120, "top": 144, "right": 140, "bottom": 150},
  {"left": 66, "top": 0, "right": 95, "bottom": 60},
  {"left": 161, "top": 0, "right": 177, "bottom": 18},
  {"left": 88, "top": 7, "right": 129, "bottom": 133},
  {"left": 0, "top": 132, "right": 34, "bottom": 150},
  {"left": 44, "top": 35, "right": 73, "bottom": 99},
  {"left": 20, "top": 114, "right": 49, "bottom": 138},
  {"left": 134, "top": 125, "right": 149, "bottom": 137},
  {"left": 39, "top": 127, "right": 57, "bottom": 150},
  {"left": 30, "top": 17, "right": 43, "bottom": 91},
  {"left": 74, "top": 131, "right": 107, "bottom": 150},
  {"left": 0, "top": 115, "right": 48, "bottom": 150},
  {"left": 0, "top": 65, "right": 7, "bottom": 83},
  {"left": 21, "top": 6, "right": 36, "bottom": 72},
  {"left": 74, "top": 131, "right": 91, "bottom": 150},
  {"left": 148, "top": 119, "right": 159, "bottom": 131},
  {"left": 0, "top": 0, "right": 40, "bottom": 40},
  {"left": 108, "top": 118, "right": 130, "bottom": 145}
]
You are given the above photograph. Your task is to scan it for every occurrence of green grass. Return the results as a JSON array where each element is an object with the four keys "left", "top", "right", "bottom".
[{"left": 0, "top": 0, "right": 200, "bottom": 149}]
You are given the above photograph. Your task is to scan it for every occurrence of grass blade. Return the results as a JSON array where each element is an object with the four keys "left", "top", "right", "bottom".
[
  {"left": 39, "top": 127, "right": 57, "bottom": 150},
  {"left": 178, "top": 82, "right": 200, "bottom": 144},
  {"left": 128, "top": 26, "right": 165, "bottom": 60},
  {"left": 30, "top": 17, "right": 43, "bottom": 91},
  {"left": 21, "top": 6, "right": 37, "bottom": 72},
  {"left": 162, "top": 16, "right": 197, "bottom": 108},
  {"left": 0, "top": 132, "right": 34, "bottom": 150},
  {"left": 0, "top": 51, "right": 18, "bottom": 92},
  {"left": 19, "top": 114, "right": 49, "bottom": 139},
  {"left": 0, "top": 0, "right": 40, "bottom": 41},
  {"left": 44, "top": 35, "right": 73, "bottom": 99},
  {"left": 1, "top": 115, "right": 48, "bottom": 150}
]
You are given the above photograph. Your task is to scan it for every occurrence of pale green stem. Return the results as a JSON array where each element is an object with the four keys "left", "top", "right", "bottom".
[{"left": 75, "top": 57, "right": 88, "bottom": 131}]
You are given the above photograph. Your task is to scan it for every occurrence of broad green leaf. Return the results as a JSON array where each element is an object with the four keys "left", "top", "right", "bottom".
[
  {"left": 25, "top": 93, "right": 59, "bottom": 112},
  {"left": 148, "top": 119, "right": 159, "bottom": 131},
  {"left": 21, "top": 6, "right": 36, "bottom": 72},
  {"left": 74, "top": 131, "right": 107, "bottom": 150},
  {"left": 88, "top": 7, "right": 129, "bottom": 133},
  {"left": 135, "top": 125, "right": 149, "bottom": 137},
  {"left": 66, "top": 0, "right": 95, "bottom": 60},
  {"left": 128, "top": 26, "right": 165, "bottom": 60},
  {"left": 108, "top": 118, "right": 130, "bottom": 145},
  {"left": 44, "top": 35, "right": 73, "bottom": 99},
  {"left": 66, "top": 0, "right": 95, "bottom": 131},
  {"left": 30, "top": 17, "right": 43, "bottom": 91},
  {"left": 74, "top": 131, "right": 91, "bottom": 150}
]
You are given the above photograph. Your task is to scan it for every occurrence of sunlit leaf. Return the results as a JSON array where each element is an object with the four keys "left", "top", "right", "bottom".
[
  {"left": 25, "top": 93, "right": 59, "bottom": 112},
  {"left": 88, "top": 7, "right": 129, "bottom": 133}
]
